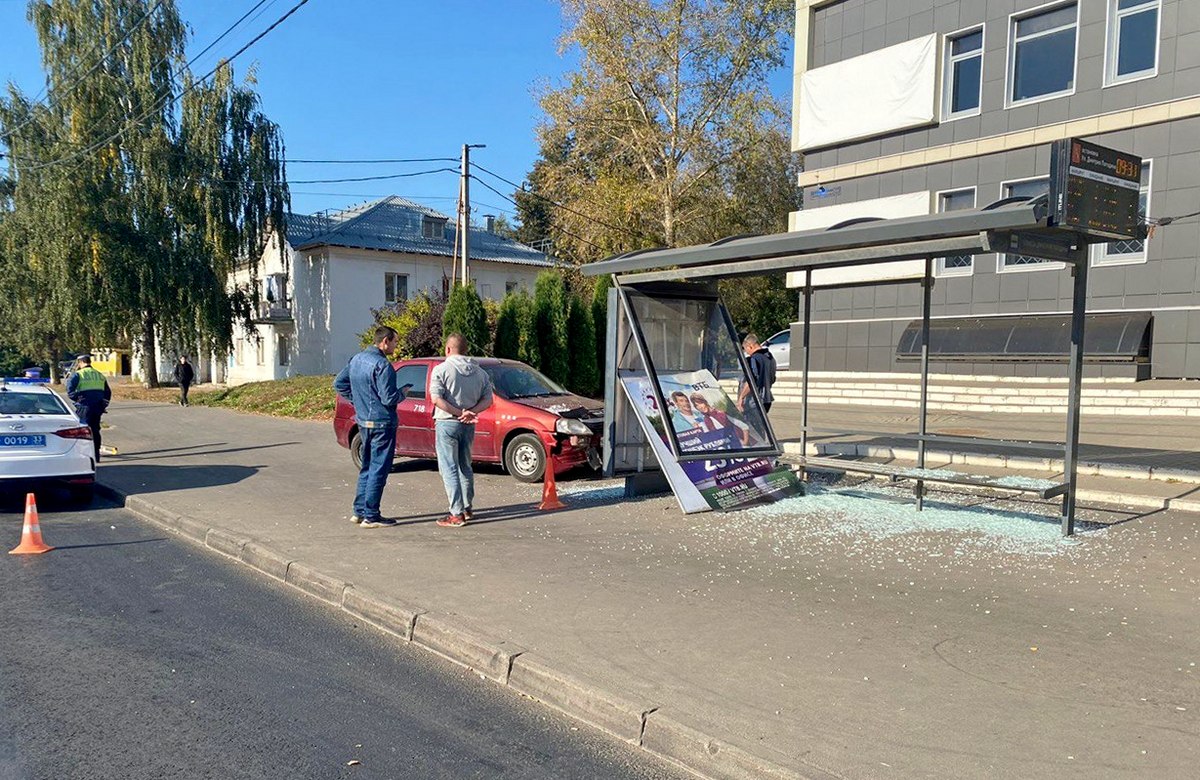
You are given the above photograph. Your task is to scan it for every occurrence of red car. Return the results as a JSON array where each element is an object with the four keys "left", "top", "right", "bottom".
[{"left": 333, "top": 357, "right": 603, "bottom": 482}]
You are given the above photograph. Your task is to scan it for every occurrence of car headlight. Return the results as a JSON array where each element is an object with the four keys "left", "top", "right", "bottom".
[{"left": 555, "top": 417, "right": 592, "bottom": 436}]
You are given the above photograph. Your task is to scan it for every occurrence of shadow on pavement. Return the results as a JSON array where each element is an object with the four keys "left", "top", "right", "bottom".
[
  {"left": 112, "top": 441, "right": 300, "bottom": 462},
  {"left": 98, "top": 463, "right": 263, "bottom": 494},
  {"left": 53, "top": 537, "right": 169, "bottom": 551}
]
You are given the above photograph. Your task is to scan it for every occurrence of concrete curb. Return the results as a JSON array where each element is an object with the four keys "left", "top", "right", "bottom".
[
  {"left": 508, "top": 655, "right": 655, "bottom": 745},
  {"left": 96, "top": 481, "right": 800, "bottom": 780},
  {"left": 413, "top": 612, "right": 525, "bottom": 684}
]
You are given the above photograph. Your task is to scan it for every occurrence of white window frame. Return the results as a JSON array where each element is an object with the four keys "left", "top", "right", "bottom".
[
  {"left": 997, "top": 176, "right": 1064, "bottom": 273},
  {"left": 942, "top": 24, "right": 985, "bottom": 121},
  {"left": 1092, "top": 158, "right": 1152, "bottom": 267},
  {"left": 384, "top": 272, "right": 408, "bottom": 305},
  {"left": 1005, "top": 1, "right": 1079, "bottom": 109},
  {"left": 277, "top": 334, "right": 291, "bottom": 366},
  {"left": 1104, "top": 0, "right": 1161, "bottom": 87},
  {"left": 934, "top": 187, "right": 977, "bottom": 277}
]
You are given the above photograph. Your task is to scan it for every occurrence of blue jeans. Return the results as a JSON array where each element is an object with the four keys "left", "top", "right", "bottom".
[
  {"left": 435, "top": 420, "right": 475, "bottom": 516},
  {"left": 354, "top": 425, "right": 396, "bottom": 520}
]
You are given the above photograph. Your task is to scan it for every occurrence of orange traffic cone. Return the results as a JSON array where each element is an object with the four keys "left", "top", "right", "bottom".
[
  {"left": 10, "top": 493, "right": 54, "bottom": 555},
  {"left": 538, "top": 437, "right": 566, "bottom": 511}
]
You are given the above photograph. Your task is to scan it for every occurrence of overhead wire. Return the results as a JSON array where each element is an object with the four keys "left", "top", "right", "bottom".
[
  {"left": 21, "top": 0, "right": 311, "bottom": 172},
  {"left": 0, "top": 0, "right": 166, "bottom": 142},
  {"left": 470, "top": 174, "right": 607, "bottom": 254},
  {"left": 470, "top": 161, "right": 648, "bottom": 243}
]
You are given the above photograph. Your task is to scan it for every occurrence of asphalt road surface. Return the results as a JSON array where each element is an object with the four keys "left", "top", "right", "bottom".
[{"left": 0, "top": 495, "right": 684, "bottom": 780}]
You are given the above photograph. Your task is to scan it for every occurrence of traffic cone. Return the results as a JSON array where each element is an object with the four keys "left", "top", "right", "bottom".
[
  {"left": 538, "top": 437, "right": 566, "bottom": 511},
  {"left": 9, "top": 493, "right": 54, "bottom": 555}
]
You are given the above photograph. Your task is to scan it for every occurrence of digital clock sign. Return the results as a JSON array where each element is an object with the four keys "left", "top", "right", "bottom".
[{"left": 1049, "top": 138, "right": 1142, "bottom": 240}]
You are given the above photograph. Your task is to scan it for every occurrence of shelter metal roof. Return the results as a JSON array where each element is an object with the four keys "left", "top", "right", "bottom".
[{"left": 582, "top": 198, "right": 1062, "bottom": 284}]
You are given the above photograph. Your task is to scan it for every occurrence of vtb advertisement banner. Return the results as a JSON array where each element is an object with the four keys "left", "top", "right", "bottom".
[{"left": 620, "top": 369, "right": 804, "bottom": 513}]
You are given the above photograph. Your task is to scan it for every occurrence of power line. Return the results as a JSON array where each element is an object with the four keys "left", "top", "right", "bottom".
[
  {"left": 0, "top": 0, "right": 166, "bottom": 142},
  {"left": 470, "top": 174, "right": 607, "bottom": 254},
  {"left": 23, "top": 0, "right": 312, "bottom": 172},
  {"left": 288, "top": 167, "right": 458, "bottom": 185},
  {"left": 470, "top": 162, "right": 648, "bottom": 243},
  {"left": 286, "top": 156, "right": 459, "bottom": 165}
]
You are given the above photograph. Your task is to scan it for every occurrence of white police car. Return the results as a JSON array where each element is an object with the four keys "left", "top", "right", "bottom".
[{"left": 0, "top": 378, "right": 96, "bottom": 502}]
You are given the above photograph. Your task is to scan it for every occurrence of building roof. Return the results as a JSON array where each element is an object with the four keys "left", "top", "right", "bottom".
[{"left": 286, "top": 195, "right": 552, "bottom": 267}]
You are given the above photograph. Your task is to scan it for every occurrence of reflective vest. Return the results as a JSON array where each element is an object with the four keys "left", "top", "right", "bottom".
[{"left": 74, "top": 366, "right": 107, "bottom": 392}]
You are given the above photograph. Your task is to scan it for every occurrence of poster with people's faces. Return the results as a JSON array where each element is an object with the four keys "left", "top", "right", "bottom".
[{"left": 621, "top": 369, "right": 803, "bottom": 513}]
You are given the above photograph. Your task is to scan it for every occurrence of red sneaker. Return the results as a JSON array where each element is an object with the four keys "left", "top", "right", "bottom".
[{"left": 437, "top": 514, "right": 466, "bottom": 528}]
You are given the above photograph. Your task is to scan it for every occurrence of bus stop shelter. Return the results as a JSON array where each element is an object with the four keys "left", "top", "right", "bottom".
[{"left": 584, "top": 144, "right": 1146, "bottom": 537}]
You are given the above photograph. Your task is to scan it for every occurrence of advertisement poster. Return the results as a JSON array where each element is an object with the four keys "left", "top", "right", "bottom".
[{"left": 620, "top": 369, "right": 804, "bottom": 513}]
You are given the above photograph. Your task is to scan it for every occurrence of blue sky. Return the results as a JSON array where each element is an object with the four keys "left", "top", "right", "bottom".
[{"left": 1, "top": 0, "right": 793, "bottom": 221}]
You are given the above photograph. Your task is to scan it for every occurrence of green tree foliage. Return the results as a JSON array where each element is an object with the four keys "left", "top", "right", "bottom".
[
  {"left": 528, "top": 0, "right": 796, "bottom": 263},
  {"left": 493, "top": 292, "right": 525, "bottom": 360},
  {"left": 532, "top": 271, "right": 569, "bottom": 384},
  {"left": 360, "top": 290, "right": 447, "bottom": 360},
  {"left": 516, "top": 290, "right": 541, "bottom": 368},
  {"left": 442, "top": 284, "right": 489, "bottom": 356},
  {"left": 591, "top": 274, "right": 612, "bottom": 376},
  {"left": 719, "top": 274, "right": 795, "bottom": 341},
  {"left": 566, "top": 292, "right": 599, "bottom": 397},
  {"left": 0, "top": 0, "right": 289, "bottom": 385}
]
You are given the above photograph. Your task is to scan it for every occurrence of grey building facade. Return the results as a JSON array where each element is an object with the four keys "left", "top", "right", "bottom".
[{"left": 789, "top": 0, "right": 1200, "bottom": 378}]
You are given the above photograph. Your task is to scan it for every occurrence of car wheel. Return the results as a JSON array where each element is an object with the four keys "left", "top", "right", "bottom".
[
  {"left": 349, "top": 430, "right": 363, "bottom": 470},
  {"left": 504, "top": 433, "right": 545, "bottom": 483},
  {"left": 69, "top": 484, "right": 95, "bottom": 505}
]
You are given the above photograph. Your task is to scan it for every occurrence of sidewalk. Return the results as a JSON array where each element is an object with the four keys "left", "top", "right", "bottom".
[{"left": 90, "top": 401, "right": 1199, "bottom": 779}]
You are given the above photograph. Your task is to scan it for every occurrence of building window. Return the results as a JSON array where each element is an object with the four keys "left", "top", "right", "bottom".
[
  {"left": 278, "top": 334, "right": 291, "bottom": 366},
  {"left": 944, "top": 26, "right": 983, "bottom": 119},
  {"left": 384, "top": 273, "right": 408, "bottom": 305},
  {"left": 935, "top": 188, "right": 976, "bottom": 276},
  {"left": 255, "top": 338, "right": 265, "bottom": 366},
  {"left": 480, "top": 283, "right": 493, "bottom": 299},
  {"left": 422, "top": 217, "right": 446, "bottom": 240},
  {"left": 1106, "top": 0, "right": 1160, "bottom": 85},
  {"left": 505, "top": 280, "right": 519, "bottom": 295},
  {"left": 1008, "top": 2, "right": 1078, "bottom": 106},
  {"left": 999, "top": 178, "right": 1059, "bottom": 270},
  {"left": 1095, "top": 160, "right": 1152, "bottom": 266},
  {"left": 235, "top": 339, "right": 244, "bottom": 366}
]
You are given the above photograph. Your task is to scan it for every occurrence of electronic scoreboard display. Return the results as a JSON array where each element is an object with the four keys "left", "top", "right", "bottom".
[{"left": 1049, "top": 138, "right": 1142, "bottom": 240}]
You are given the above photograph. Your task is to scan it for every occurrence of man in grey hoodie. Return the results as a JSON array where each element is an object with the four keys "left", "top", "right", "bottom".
[{"left": 430, "top": 333, "right": 494, "bottom": 527}]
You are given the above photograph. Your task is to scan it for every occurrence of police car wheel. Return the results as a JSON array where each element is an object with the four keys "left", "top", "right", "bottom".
[{"left": 505, "top": 433, "right": 545, "bottom": 483}]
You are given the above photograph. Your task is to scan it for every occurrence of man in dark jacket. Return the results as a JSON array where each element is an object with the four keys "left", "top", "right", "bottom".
[
  {"left": 333, "top": 326, "right": 404, "bottom": 528},
  {"left": 736, "top": 333, "right": 776, "bottom": 416},
  {"left": 174, "top": 356, "right": 195, "bottom": 406},
  {"left": 66, "top": 354, "right": 112, "bottom": 462}
]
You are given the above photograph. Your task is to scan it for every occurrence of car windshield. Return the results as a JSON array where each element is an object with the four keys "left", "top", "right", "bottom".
[
  {"left": 0, "top": 390, "right": 69, "bottom": 415},
  {"left": 483, "top": 364, "right": 569, "bottom": 400}
]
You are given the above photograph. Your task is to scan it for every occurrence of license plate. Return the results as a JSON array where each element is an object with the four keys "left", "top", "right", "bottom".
[{"left": 0, "top": 434, "right": 46, "bottom": 448}]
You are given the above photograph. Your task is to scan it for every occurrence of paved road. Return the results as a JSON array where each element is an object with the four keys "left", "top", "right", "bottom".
[{"left": 0, "top": 496, "right": 683, "bottom": 780}]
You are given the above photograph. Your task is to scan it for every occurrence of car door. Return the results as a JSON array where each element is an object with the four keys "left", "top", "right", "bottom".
[
  {"left": 393, "top": 363, "right": 434, "bottom": 456},
  {"left": 768, "top": 330, "right": 790, "bottom": 370}
]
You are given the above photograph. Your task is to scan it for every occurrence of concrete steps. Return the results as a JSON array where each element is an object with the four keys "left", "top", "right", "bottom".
[{"left": 732, "top": 372, "right": 1200, "bottom": 416}]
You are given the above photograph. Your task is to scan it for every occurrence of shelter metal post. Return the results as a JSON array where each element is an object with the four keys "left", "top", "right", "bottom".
[
  {"left": 602, "top": 285, "right": 619, "bottom": 478},
  {"left": 916, "top": 256, "right": 933, "bottom": 511},
  {"left": 800, "top": 271, "right": 813, "bottom": 471},
  {"left": 1062, "top": 252, "right": 1089, "bottom": 536}
]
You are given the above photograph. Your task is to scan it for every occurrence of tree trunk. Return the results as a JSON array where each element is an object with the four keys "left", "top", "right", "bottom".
[{"left": 142, "top": 312, "right": 159, "bottom": 388}]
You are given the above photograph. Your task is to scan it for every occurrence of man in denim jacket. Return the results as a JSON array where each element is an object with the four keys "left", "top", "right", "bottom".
[{"left": 334, "top": 326, "right": 404, "bottom": 528}]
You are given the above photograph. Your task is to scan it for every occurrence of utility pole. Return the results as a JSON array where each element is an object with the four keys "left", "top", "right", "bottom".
[{"left": 459, "top": 143, "right": 486, "bottom": 286}]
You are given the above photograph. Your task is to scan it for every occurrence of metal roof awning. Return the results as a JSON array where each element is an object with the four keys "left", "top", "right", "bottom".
[
  {"left": 582, "top": 198, "right": 1059, "bottom": 284},
  {"left": 895, "top": 312, "right": 1153, "bottom": 363}
]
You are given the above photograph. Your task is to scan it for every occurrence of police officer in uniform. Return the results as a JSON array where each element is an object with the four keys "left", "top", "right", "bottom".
[{"left": 66, "top": 354, "right": 112, "bottom": 462}]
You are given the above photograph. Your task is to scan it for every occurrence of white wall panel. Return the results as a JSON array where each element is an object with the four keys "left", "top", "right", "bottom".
[
  {"left": 796, "top": 34, "right": 939, "bottom": 151},
  {"left": 786, "top": 192, "right": 932, "bottom": 288}
]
